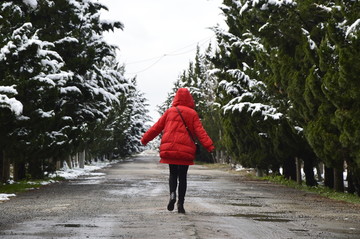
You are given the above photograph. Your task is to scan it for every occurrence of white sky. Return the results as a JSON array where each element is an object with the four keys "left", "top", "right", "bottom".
[{"left": 99, "top": 0, "right": 225, "bottom": 121}]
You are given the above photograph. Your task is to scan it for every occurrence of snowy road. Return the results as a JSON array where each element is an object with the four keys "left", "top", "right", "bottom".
[{"left": 1, "top": 154, "right": 360, "bottom": 238}]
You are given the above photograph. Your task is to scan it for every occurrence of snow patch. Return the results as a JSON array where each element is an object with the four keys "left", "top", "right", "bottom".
[
  {"left": 50, "top": 160, "right": 115, "bottom": 180},
  {"left": 0, "top": 193, "right": 16, "bottom": 201}
]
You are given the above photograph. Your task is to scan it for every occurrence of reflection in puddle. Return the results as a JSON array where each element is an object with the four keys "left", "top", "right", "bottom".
[
  {"left": 254, "top": 218, "right": 292, "bottom": 222},
  {"left": 231, "top": 213, "right": 292, "bottom": 222}
]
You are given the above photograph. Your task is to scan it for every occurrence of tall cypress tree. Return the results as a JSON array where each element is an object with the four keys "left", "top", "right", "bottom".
[{"left": 0, "top": 0, "right": 141, "bottom": 180}]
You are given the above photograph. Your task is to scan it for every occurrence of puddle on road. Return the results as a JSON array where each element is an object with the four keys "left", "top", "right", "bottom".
[
  {"left": 231, "top": 213, "right": 274, "bottom": 218},
  {"left": 231, "top": 213, "right": 292, "bottom": 222},
  {"left": 254, "top": 218, "right": 292, "bottom": 222},
  {"left": 289, "top": 228, "right": 309, "bottom": 232},
  {"left": 55, "top": 224, "right": 98, "bottom": 228},
  {"left": 230, "top": 203, "right": 262, "bottom": 207}
]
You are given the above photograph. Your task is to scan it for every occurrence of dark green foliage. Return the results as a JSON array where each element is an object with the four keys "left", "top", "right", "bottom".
[
  {"left": 0, "top": 0, "right": 149, "bottom": 181},
  {"left": 176, "top": 0, "right": 359, "bottom": 192}
]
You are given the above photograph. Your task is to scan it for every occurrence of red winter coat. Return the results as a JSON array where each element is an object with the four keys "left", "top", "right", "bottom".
[{"left": 141, "top": 88, "right": 215, "bottom": 165}]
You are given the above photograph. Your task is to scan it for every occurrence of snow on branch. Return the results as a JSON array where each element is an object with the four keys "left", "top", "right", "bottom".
[
  {"left": 346, "top": 19, "right": 360, "bottom": 39},
  {"left": 227, "top": 69, "right": 266, "bottom": 89},
  {"left": 314, "top": 3, "right": 332, "bottom": 12},
  {"left": 237, "top": 0, "right": 297, "bottom": 15},
  {"left": 22, "top": 0, "right": 38, "bottom": 9},
  {"left": 0, "top": 94, "right": 23, "bottom": 115},
  {"left": 302, "top": 28, "right": 317, "bottom": 50},
  {"left": 223, "top": 98, "right": 283, "bottom": 120},
  {"left": 0, "top": 85, "right": 18, "bottom": 95},
  {"left": 60, "top": 86, "right": 82, "bottom": 95},
  {"left": 54, "top": 37, "right": 79, "bottom": 44},
  {"left": 0, "top": 86, "right": 23, "bottom": 115}
]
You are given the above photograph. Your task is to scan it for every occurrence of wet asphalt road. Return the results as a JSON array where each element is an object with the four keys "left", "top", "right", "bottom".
[{"left": 1, "top": 153, "right": 360, "bottom": 239}]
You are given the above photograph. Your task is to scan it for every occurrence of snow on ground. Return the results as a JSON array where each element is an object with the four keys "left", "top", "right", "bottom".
[
  {"left": 0, "top": 193, "right": 16, "bottom": 201},
  {"left": 0, "top": 160, "right": 117, "bottom": 202},
  {"left": 50, "top": 160, "right": 116, "bottom": 180}
]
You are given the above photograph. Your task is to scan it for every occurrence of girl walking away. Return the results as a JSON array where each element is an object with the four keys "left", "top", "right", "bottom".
[{"left": 141, "top": 88, "right": 215, "bottom": 214}]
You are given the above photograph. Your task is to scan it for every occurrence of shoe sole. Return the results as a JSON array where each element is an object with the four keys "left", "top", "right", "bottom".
[{"left": 167, "top": 199, "right": 176, "bottom": 211}]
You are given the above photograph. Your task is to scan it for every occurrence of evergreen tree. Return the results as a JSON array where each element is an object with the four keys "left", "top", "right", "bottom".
[
  {"left": 208, "top": 0, "right": 321, "bottom": 185},
  {"left": 0, "top": 2, "right": 71, "bottom": 179},
  {"left": 317, "top": 1, "right": 360, "bottom": 193},
  {"left": 0, "top": 0, "right": 145, "bottom": 180}
]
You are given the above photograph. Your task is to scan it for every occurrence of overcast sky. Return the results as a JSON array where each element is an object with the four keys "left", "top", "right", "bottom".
[{"left": 99, "top": 0, "right": 224, "bottom": 121}]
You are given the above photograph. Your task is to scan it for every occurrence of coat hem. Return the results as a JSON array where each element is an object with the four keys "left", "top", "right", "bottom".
[{"left": 160, "top": 159, "right": 195, "bottom": 166}]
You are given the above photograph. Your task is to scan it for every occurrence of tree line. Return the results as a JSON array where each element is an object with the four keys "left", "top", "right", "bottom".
[
  {"left": 0, "top": 0, "right": 150, "bottom": 182},
  {"left": 162, "top": 0, "right": 360, "bottom": 196}
]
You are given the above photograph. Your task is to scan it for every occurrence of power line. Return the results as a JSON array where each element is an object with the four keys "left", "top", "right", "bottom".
[
  {"left": 126, "top": 35, "right": 215, "bottom": 75},
  {"left": 127, "top": 55, "right": 167, "bottom": 74},
  {"left": 127, "top": 34, "right": 214, "bottom": 65}
]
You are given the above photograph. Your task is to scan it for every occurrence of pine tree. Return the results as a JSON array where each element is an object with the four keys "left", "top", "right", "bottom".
[
  {"left": 317, "top": 1, "right": 360, "bottom": 193},
  {"left": 206, "top": 0, "right": 322, "bottom": 185},
  {"left": 29, "top": 0, "right": 124, "bottom": 171},
  {"left": 0, "top": 2, "right": 72, "bottom": 179},
  {"left": 210, "top": 0, "right": 289, "bottom": 173},
  {"left": 0, "top": 0, "right": 142, "bottom": 180}
]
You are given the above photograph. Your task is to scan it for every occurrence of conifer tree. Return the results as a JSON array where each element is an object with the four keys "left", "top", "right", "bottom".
[
  {"left": 0, "top": 0, "right": 143, "bottom": 180},
  {"left": 317, "top": 0, "right": 360, "bottom": 193},
  {"left": 0, "top": 2, "right": 71, "bottom": 179},
  {"left": 208, "top": 0, "right": 322, "bottom": 185}
]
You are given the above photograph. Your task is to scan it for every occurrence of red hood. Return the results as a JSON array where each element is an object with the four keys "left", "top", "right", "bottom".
[{"left": 172, "top": 88, "right": 195, "bottom": 109}]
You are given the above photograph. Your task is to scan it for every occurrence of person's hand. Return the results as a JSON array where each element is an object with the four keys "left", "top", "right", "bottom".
[{"left": 208, "top": 145, "right": 215, "bottom": 152}]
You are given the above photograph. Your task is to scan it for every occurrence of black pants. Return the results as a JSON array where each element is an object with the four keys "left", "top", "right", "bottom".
[{"left": 169, "top": 164, "right": 189, "bottom": 204}]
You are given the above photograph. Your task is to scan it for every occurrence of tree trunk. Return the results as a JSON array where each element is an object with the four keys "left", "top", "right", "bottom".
[
  {"left": 271, "top": 163, "right": 280, "bottom": 175},
  {"left": 220, "top": 150, "right": 226, "bottom": 164},
  {"left": 28, "top": 158, "right": 44, "bottom": 179},
  {"left": 256, "top": 167, "right": 264, "bottom": 177},
  {"left": 295, "top": 157, "right": 302, "bottom": 185},
  {"left": 333, "top": 167, "right": 344, "bottom": 192},
  {"left": 347, "top": 167, "right": 355, "bottom": 194},
  {"left": 316, "top": 162, "right": 323, "bottom": 182},
  {"left": 2, "top": 151, "right": 10, "bottom": 183},
  {"left": 324, "top": 166, "right": 334, "bottom": 188},
  {"left": 303, "top": 158, "right": 317, "bottom": 186},
  {"left": 0, "top": 150, "right": 3, "bottom": 181},
  {"left": 283, "top": 157, "right": 296, "bottom": 181},
  {"left": 65, "top": 155, "right": 72, "bottom": 169},
  {"left": 351, "top": 169, "right": 360, "bottom": 196},
  {"left": 85, "top": 148, "right": 91, "bottom": 164},
  {"left": 56, "top": 158, "right": 63, "bottom": 170},
  {"left": 13, "top": 161, "right": 26, "bottom": 181},
  {"left": 79, "top": 150, "right": 85, "bottom": 169}
]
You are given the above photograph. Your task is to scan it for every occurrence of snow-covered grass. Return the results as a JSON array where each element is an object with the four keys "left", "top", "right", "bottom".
[
  {"left": 49, "top": 160, "right": 115, "bottom": 180},
  {"left": 0, "top": 193, "right": 16, "bottom": 201},
  {"left": 0, "top": 159, "right": 116, "bottom": 202}
]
